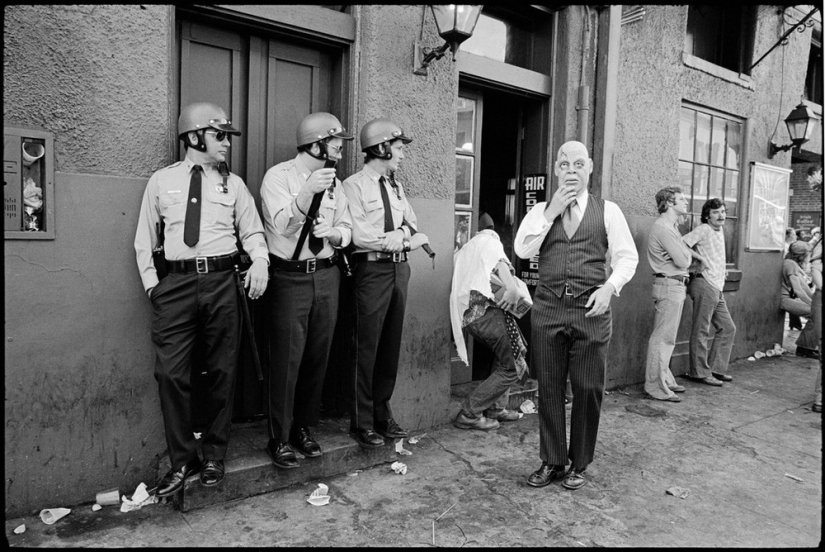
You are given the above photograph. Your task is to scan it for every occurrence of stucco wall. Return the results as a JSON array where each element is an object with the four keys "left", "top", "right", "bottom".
[
  {"left": 603, "top": 5, "right": 811, "bottom": 385},
  {"left": 352, "top": 6, "right": 458, "bottom": 431},
  {"left": 4, "top": 5, "right": 173, "bottom": 517}
]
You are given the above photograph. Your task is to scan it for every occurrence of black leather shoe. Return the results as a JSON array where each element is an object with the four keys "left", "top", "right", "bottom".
[
  {"left": 796, "top": 346, "right": 820, "bottom": 359},
  {"left": 349, "top": 427, "right": 385, "bottom": 448},
  {"left": 290, "top": 427, "right": 322, "bottom": 458},
  {"left": 375, "top": 418, "right": 408, "bottom": 439},
  {"left": 561, "top": 466, "right": 588, "bottom": 490},
  {"left": 156, "top": 458, "right": 200, "bottom": 498},
  {"left": 200, "top": 459, "right": 225, "bottom": 486},
  {"left": 267, "top": 441, "right": 299, "bottom": 469},
  {"left": 712, "top": 372, "right": 733, "bottom": 382},
  {"left": 526, "top": 462, "right": 566, "bottom": 488}
]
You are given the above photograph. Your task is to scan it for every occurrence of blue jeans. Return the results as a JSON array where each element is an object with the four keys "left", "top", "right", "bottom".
[
  {"left": 687, "top": 276, "right": 736, "bottom": 378},
  {"left": 644, "top": 278, "right": 685, "bottom": 399},
  {"left": 462, "top": 307, "right": 521, "bottom": 415}
]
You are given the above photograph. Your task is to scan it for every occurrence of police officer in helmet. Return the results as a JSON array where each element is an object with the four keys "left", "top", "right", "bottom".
[
  {"left": 342, "top": 117, "right": 424, "bottom": 448},
  {"left": 134, "top": 102, "right": 269, "bottom": 496},
  {"left": 260, "top": 112, "right": 353, "bottom": 468}
]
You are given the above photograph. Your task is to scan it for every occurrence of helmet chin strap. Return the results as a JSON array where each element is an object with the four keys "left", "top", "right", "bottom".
[
  {"left": 305, "top": 141, "right": 328, "bottom": 161},
  {"left": 184, "top": 130, "right": 208, "bottom": 152}
]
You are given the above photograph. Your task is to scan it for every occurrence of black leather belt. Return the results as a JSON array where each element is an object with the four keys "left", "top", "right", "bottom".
[
  {"left": 654, "top": 273, "right": 689, "bottom": 285},
  {"left": 166, "top": 253, "right": 240, "bottom": 274},
  {"left": 354, "top": 251, "right": 407, "bottom": 263},
  {"left": 269, "top": 253, "right": 337, "bottom": 274}
]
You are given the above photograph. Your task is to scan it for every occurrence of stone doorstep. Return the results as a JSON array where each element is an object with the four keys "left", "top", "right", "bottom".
[{"left": 174, "top": 419, "right": 397, "bottom": 512}]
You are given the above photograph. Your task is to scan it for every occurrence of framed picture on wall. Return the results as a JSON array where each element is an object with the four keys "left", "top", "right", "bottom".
[{"left": 746, "top": 162, "right": 792, "bottom": 252}]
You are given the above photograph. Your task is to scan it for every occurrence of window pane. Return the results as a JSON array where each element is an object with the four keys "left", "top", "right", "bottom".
[
  {"left": 454, "top": 211, "right": 472, "bottom": 251},
  {"left": 456, "top": 97, "right": 476, "bottom": 152},
  {"left": 461, "top": 14, "right": 507, "bottom": 63},
  {"left": 709, "top": 166, "right": 724, "bottom": 201},
  {"left": 725, "top": 169, "right": 739, "bottom": 215},
  {"left": 678, "top": 161, "right": 693, "bottom": 195},
  {"left": 726, "top": 121, "right": 741, "bottom": 169},
  {"left": 455, "top": 155, "right": 473, "bottom": 206},
  {"left": 679, "top": 108, "right": 696, "bottom": 161},
  {"left": 695, "top": 112, "right": 711, "bottom": 165},
  {"left": 693, "top": 165, "right": 709, "bottom": 213},
  {"left": 711, "top": 117, "right": 726, "bottom": 166}
]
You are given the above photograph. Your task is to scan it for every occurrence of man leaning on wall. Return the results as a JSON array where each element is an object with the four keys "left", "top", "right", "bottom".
[{"left": 134, "top": 102, "right": 270, "bottom": 498}]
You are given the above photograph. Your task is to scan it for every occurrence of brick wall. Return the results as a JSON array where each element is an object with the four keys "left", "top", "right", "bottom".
[{"left": 789, "top": 161, "right": 823, "bottom": 231}]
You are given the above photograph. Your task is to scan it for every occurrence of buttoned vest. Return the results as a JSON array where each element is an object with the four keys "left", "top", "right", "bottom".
[{"left": 538, "top": 194, "right": 608, "bottom": 297}]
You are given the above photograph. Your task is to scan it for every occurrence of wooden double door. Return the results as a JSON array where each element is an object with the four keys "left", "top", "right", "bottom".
[{"left": 179, "top": 19, "right": 352, "bottom": 421}]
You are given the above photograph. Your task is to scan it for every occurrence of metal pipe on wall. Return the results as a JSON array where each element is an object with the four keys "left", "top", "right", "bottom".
[{"left": 576, "top": 5, "right": 592, "bottom": 146}]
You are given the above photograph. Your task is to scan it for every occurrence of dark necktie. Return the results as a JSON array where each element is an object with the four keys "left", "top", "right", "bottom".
[
  {"left": 379, "top": 176, "right": 394, "bottom": 232},
  {"left": 563, "top": 199, "right": 580, "bottom": 239},
  {"left": 307, "top": 191, "right": 325, "bottom": 255},
  {"left": 183, "top": 164, "right": 202, "bottom": 247}
]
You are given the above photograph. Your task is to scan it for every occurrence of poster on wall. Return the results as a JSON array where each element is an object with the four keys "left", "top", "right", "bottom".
[
  {"left": 516, "top": 173, "right": 547, "bottom": 288},
  {"left": 746, "top": 162, "right": 792, "bottom": 251},
  {"left": 790, "top": 211, "right": 822, "bottom": 232}
]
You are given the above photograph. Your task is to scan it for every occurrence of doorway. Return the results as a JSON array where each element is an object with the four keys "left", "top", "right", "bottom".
[{"left": 451, "top": 84, "right": 548, "bottom": 386}]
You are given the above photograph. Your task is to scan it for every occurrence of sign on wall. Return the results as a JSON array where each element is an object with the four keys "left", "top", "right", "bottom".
[
  {"left": 746, "top": 162, "right": 792, "bottom": 252},
  {"left": 516, "top": 173, "right": 547, "bottom": 288},
  {"left": 790, "top": 211, "right": 822, "bottom": 232}
]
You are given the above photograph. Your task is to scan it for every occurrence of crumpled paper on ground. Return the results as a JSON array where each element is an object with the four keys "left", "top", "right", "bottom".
[
  {"left": 391, "top": 461, "right": 407, "bottom": 475},
  {"left": 120, "top": 483, "right": 158, "bottom": 512},
  {"left": 307, "top": 483, "right": 331, "bottom": 506},
  {"left": 666, "top": 486, "right": 690, "bottom": 499},
  {"left": 40, "top": 508, "right": 71, "bottom": 525},
  {"left": 14, "top": 524, "right": 26, "bottom": 534},
  {"left": 395, "top": 439, "right": 412, "bottom": 456},
  {"left": 520, "top": 399, "right": 537, "bottom": 414},
  {"left": 408, "top": 433, "right": 426, "bottom": 445}
]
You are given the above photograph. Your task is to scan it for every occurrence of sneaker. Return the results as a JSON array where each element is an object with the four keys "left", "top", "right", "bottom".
[
  {"left": 484, "top": 407, "right": 521, "bottom": 422},
  {"left": 453, "top": 410, "right": 499, "bottom": 431}
]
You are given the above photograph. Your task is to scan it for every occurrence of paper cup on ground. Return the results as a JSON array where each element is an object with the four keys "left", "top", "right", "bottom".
[
  {"left": 40, "top": 508, "right": 71, "bottom": 525},
  {"left": 96, "top": 488, "right": 121, "bottom": 506}
]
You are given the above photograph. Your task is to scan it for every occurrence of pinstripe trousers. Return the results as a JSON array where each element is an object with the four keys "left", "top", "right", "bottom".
[{"left": 531, "top": 283, "right": 612, "bottom": 468}]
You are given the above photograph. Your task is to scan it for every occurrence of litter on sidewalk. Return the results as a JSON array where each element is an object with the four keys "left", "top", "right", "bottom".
[
  {"left": 395, "top": 439, "right": 412, "bottom": 456},
  {"left": 39, "top": 508, "right": 71, "bottom": 525},
  {"left": 390, "top": 461, "right": 407, "bottom": 475},
  {"left": 120, "top": 482, "right": 157, "bottom": 512},
  {"left": 520, "top": 399, "right": 537, "bottom": 414},
  {"left": 408, "top": 433, "right": 427, "bottom": 444},
  {"left": 666, "top": 486, "right": 690, "bottom": 499},
  {"left": 307, "top": 483, "right": 330, "bottom": 506},
  {"left": 13, "top": 524, "right": 26, "bottom": 534},
  {"left": 784, "top": 473, "right": 804, "bottom": 482}
]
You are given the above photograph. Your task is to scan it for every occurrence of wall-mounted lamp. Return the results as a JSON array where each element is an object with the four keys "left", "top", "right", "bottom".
[
  {"left": 413, "top": 5, "right": 482, "bottom": 76},
  {"left": 769, "top": 102, "right": 817, "bottom": 157}
]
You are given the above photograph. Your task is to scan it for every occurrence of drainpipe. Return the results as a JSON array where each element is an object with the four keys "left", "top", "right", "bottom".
[
  {"left": 576, "top": 5, "right": 592, "bottom": 146},
  {"left": 594, "top": 5, "right": 622, "bottom": 201}
]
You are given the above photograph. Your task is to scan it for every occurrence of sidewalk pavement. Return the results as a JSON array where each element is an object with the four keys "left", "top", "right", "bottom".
[{"left": 5, "top": 334, "right": 821, "bottom": 547}]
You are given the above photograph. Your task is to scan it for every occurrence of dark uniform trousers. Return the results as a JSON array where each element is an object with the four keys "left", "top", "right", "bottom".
[
  {"left": 531, "top": 286, "right": 611, "bottom": 468},
  {"left": 151, "top": 270, "right": 240, "bottom": 470},
  {"left": 351, "top": 260, "right": 410, "bottom": 430},
  {"left": 267, "top": 266, "right": 340, "bottom": 443}
]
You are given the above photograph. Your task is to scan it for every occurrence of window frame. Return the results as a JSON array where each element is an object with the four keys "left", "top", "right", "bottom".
[{"left": 684, "top": 5, "right": 757, "bottom": 76}]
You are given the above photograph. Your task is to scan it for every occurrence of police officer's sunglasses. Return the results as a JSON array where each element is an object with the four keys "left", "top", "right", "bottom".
[{"left": 204, "top": 130, "right": 231, "bottom": 142}]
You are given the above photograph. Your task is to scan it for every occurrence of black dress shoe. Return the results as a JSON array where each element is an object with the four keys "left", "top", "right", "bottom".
[
  {"left": 561, "top": 466, "right": 588, "bottom": 490},
  {"left": 156, "top": 458, "right": 200, "bottom": 498},
  {"left": 349, "top": 427, "right": 385, "bottom": 448},
  {"left": 290, "top": 427, "right": 322, "bottom": 458},
  {"left": 200, "top": 459, "right": 225, "bottom": 486},
  {"left": 375, "top": 418, "right": 408, "bottom": 439},
  {"left": 796, "top": 346, "right": 820, "bottom": 359},
  {"left": 711, "top": 372, "right": 733, "bottom": 382},
  {"left": 526, "top": 462, "right": 566, "bottom": 488},
  {"left": 267, "top": 441, "right": 299, "bottom": 469}
]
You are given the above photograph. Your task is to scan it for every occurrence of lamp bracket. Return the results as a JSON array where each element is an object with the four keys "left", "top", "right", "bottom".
[{"left": 413, "top": 40, "right": 450, "bottom": 76}]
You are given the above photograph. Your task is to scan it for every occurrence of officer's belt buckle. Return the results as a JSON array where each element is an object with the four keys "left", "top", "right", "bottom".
[
  {"left": 196, "top": 257, "right": 209, "bottom": 274},
  {"left": 306, "top": 258, "right": 317, "bottom": 274},
  {"left": 564, "top": 283, "right": 573, "bottom": 296},
  {"left": 392, "top": 252, "right": 402, "bottom": 263}
]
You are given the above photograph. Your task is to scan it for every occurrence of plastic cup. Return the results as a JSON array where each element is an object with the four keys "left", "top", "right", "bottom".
[
  {"left": 40, "top": 508, "right": 71, "bottom": 525},
  {"left": 95, "top": 488, "right": 121, "bottom": 506}
]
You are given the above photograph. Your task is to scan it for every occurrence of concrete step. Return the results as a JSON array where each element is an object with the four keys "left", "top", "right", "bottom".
[
  {"left": 173, "top": 417, "right": 396, "bottom": 512},
  {"left": 448, "top": 377, "right": 539, "bottom": 415}
]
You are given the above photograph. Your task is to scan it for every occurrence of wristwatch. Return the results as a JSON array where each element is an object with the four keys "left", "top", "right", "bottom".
[{"left": 402, "top": 239, "right": 411, "bottom": 252}]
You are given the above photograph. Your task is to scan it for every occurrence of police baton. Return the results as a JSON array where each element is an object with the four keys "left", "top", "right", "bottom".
[{"left": 234, "top": 265, "right": 264, "bottom": 382}]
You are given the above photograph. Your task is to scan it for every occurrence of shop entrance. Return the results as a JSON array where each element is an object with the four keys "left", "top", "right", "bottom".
[{"left": 451, "top": 84, "right": 548, "bottom": 386}]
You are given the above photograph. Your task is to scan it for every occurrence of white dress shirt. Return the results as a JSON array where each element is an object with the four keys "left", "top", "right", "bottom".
[{"left": 513, "top": 190, "right": 638, "bottom": 295}]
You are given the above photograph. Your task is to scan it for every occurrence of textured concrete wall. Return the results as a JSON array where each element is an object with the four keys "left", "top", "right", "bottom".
[
  {"left": 4, "top": 5, "right": 173, "bottom": 517},
  {"left": 352, "top": 6, "right": 458, "bottom": 431},
  {"left": 602, "top": 5, "right": 813, "bottom": 385}
]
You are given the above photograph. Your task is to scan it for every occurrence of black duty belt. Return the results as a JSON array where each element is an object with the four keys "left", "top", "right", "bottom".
[
  {"left": 269, "top": 253, "right": 337, "bottom": 274},
  {"left": 654, "top": 273, "right": 689, "bottom": 285},
  {"left": 354, "top": 251, "right": 407, "bottom": 263},
  {"left": 166, "top": 253, "right": 240, "bottom": 274}
]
